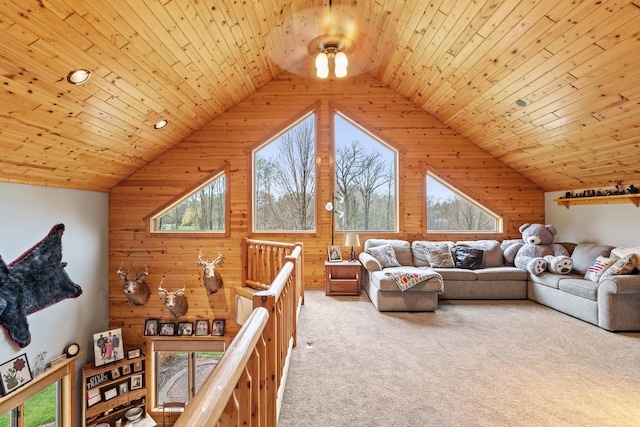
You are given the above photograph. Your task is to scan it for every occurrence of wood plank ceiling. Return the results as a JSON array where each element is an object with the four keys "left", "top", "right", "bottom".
[{"left": 0, "top": 0, "right": 638, "bottom": 192}]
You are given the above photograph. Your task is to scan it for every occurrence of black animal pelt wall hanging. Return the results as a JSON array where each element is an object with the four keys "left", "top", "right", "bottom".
[{"left": 0, "top": 224, "right": 82, "bottom": 348}]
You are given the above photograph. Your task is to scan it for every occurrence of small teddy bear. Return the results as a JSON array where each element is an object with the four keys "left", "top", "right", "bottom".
[{"left": 504, "top": 223, "right": 573, "bottom": 275}]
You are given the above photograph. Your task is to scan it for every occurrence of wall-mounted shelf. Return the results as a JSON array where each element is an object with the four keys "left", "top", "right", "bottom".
[{"left": 554, "top": 194, "right": 640, "bottom": 208}]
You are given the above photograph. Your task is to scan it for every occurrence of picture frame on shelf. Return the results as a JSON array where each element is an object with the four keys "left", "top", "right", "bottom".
[
  {"left": 195, "top": 320, "right": 209, "bottom": 336},
  {"left": 130, "top": 374, "right": 143, "bottom": 390},
  {"left": 127, "top": 348, "right": 141, "bottom": 359},
  {"left": 159, "top": 322, "right": 175, "bottom": 336},
  {"left": 103, "top": 386, "right": 118, "bottom": 401},
  {"left": 133, "top": 360, "right": 143, "bottom": 372},
  {"left": 144, "top": 319, "right": 159, "bottom": 336},
  {"left": 211, "top": 320, "right": 225, "bottom": 336},
  {"left": 121, "top": 364, "right": 131, "bottom": 375},
  {"left": 111, "top": 367, "right": 120, "bottom": 380},
  {"left": 177, "top": 322, "right": 194, "bottom": 336},
  {"left": 119, "top": 382, "right": 129, "bottom": 394},
  {"left": 0, "top": 353, "right": 32, "bottom": 396},
  {"left": 93, "top": 328, "right": 124, "bottom": 367},
  {"left": 327, "top": 245, "right": 342, "bottom": 262},
  {"left": 86, "top": 387, "right": 102, "bottom": 407}
]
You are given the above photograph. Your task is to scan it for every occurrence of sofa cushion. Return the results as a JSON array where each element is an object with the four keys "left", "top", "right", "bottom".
[
  {"left": 475, "top": 267, "right": 528, "bottom": 281},
  {"left": 371, "top": 268, "right": 443, "bottom": 292},
  {"left": 453, "top": 246, "right": 483, "bottom": 269},
  {"left": 366, "top": 244, "right": 401, "bottom": 268},
  {"left": 600, "top": 253, "right": 637, "bottom": 280},
  {"left": 423, "top": 243, "right": 455, "bottom": 268},
  {"left": 411, "top": 241, "right": 454, "bottom": 267},
  {"left": 364, "top": 239, "right": 413, "bottom": 266},
  {"left": 558, "top": 278, "right": 598, "bottom": 301},
  {"left": 456, "top": 240, "right": 503, "bottom": 267},
  {"left": 528, "top": 272, "right": 573, "bottom": 289},
  {"left": 571, "top": 244, "right": 614, "bottom": 275},
  {"left": 584, "top": 256, "right": 616, "bottom": 281},
  {"left": 432, "top": 268, "right": 477, "bottom": 281}
]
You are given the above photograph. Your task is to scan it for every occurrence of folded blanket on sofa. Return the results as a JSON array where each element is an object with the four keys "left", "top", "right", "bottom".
[{"left": 385, "top": 270, "right": 444, "bottom": 292}]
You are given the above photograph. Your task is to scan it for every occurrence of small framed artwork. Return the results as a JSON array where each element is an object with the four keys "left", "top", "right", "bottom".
[
  {"left": 159, "top": 322, "right": 175, "bottom": 336},
  {"left": 93, "top": 328, "right": 124, "bottom": 367},
  {"left": 133, "top": 360, "right": 143, "bottom": 372},
  {"left": 211, "top": 320, "right": 225, "bottom": 336},
  {"left": 130, "top": 374, "right": 143, "bottom": 390},
  {"left": 327, "top": 245, "right": 342, "bottom": 262},
  {"left": 119, "top": 382, "right": 129, "bottom": 394},
  {"left": 178, "top": 322, "right": 194, "bottom": 336},
  {"left": 195, "top": 320, "right": 209, "bottom": 336},
  {"left": 86, "top": 387, "right": 102, "bottom": 407},
  {"left": 0, "top": 354, "right": 32, "bottom": 395},
  {"left": 111, "top": 367, "right": 120, "bottom": 380},
  {"left": 103, "top": 386, "right": 118, "bottom": 401},
  {"left": 121, "top": 364, "right": 131, "bottom": 375},
  {"left": 144, "top": 319, "right": 159, "bottom": 336},
  {"left": 127, "top": 348, "right": 141, "bottom": 359}
]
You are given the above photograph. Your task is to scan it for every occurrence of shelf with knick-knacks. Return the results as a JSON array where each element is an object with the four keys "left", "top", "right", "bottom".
[{"left": 554, "top": 183, "right": 640, "bottom": 208}]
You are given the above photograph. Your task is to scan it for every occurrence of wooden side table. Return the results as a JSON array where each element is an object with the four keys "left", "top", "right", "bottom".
[{"left": 324, "top": 260, "right": 362, "bottom": 296}]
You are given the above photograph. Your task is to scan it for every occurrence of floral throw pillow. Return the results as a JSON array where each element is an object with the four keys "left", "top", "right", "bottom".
[
  {"left": 423, "top": 243, "right": 455, "bottom": 268},
  {"left": 366, "top": 244, "right": 401, "bottom": 268},
  {"left": 600, "top": 254, "right": 637, "bottom": 281}
]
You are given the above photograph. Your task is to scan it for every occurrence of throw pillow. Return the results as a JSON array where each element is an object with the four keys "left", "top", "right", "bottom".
[
  {"left": 611, "top": 246, "right": 640, "bottom": 266},
  {"left": 454, "top": 246, "right": 484, "bottom": 269},
  {"left": 423, "top": 243, "right": 454, "bottom": 268},
  {"left": 366, "top": 244, "right": 401, "bottom": 268},
  {"left": 600, "top": 254, "right": 637, "bottom": 281},
  {"left": 584, "top": 256, "right": 616, "bottom": 281}
]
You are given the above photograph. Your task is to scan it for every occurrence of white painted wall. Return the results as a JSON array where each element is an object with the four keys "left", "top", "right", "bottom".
[
  {"left": 546, "top": 190, "right": 639, "bottom": 246},
  {"left": 0, "top": 182, "right": 108, "bottom": 423}
]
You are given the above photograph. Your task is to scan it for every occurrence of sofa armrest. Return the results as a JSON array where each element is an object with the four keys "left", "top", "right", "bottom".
[
  {"left": 359, "top": 252, "right": 381, "bottom": 272},
  {"left": 598, "top": 275, "right": 640, "bottom": 294}
]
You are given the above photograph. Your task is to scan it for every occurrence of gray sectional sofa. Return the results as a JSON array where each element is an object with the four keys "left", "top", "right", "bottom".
[{"left": 359, "top": 238, "right": 640, "bottom": 331}]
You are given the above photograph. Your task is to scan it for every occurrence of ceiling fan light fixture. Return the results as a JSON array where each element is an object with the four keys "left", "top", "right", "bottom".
[
  {"left": 315, "top": 52, "right": 329, "bottom": 78},
  {"left": 315, "top": 43, "right": 348, "bottom": 79},
  {"left": 66, "top": 69, "right": 91, "bottom": 85}
]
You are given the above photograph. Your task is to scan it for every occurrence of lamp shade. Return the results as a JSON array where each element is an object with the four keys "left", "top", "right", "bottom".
[{"left": 345, "top": 233, "right": 360, "bottom": 248}]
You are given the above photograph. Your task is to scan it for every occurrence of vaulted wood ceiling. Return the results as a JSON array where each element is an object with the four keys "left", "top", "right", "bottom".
[{"left": 1, "top": 0, "right": 638, "bottom": 193}]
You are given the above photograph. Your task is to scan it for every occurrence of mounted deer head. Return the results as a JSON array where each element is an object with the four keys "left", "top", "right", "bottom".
[
  {"left": 117, "top": 264, "right": 150, "bottom": 306},
  {"left": 197, "top": 249, "right": 224, "bottom": 294},
  {"left": 158, "top": 278, "right": 188, "bottom": 318}
]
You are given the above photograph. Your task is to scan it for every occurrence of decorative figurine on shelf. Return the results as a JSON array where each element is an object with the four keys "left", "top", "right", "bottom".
[
  {"left": 34, "top": 351, "right": 47, "bottom": 377},
  {"left": 628, "top": 184, "right": 639, "bottom": 194}
]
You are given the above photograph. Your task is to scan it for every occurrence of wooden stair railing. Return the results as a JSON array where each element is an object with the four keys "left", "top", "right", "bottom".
[{"left": 174, "top": 239, "right": 303, "bottom": 427}]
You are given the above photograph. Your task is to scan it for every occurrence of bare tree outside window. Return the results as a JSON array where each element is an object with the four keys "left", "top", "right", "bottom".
[
  {"left": 254, "top": 114, "right": 316, "bottom": 231},
  {"left": 426, "top": 173, "right": 500, "bottom": 232},
  {"left": 334, "top": 114, "right": 397, "bottom": 231}
]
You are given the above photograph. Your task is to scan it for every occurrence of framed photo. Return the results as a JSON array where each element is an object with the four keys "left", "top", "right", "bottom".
[
  {"left": 327, "top": 245, "right": 342, "bottom": 262},
  {"left": 111, "top": 367, "right": 120, "bottom": 380},
  {"left": 133, "top": 360, "right": 143, "bottom": 372},
  {"left": 0, "top": 353, "right": 32, "bottom": 395},
  {"left": 93, "top": 328, "right": 124, "bottom": 367},
  {"left": 195, "top": 320, "right": 209, "bottom": 336},
  {"left": 144, "top": 319, "right": 159, "bottom": 336},
  {"left": 159, "top": 322, "right": 175, "bottom": 336},
  {"left": 211, "top": 320, "right": 225, "bottom": 336},
  {"left": 121, "top": 364, "right": 131, "bottom": 375},
  {"left": 177, "top": 322, "right": 194, "bottom": 336},
  {"left": 119, "top": 382, "right": 129, "bottom": 394},
  {"left": 103, "top": 386, "right": 118, "bottom": 401},
  {"left": 86, "top": 387, "right": 102, "bottom": 407},
  {"left": 127, "top": 348, "right": 141, "bottom": 359},
  {"left": 130, "top": 374, "right": 143, "bottom": 390}
]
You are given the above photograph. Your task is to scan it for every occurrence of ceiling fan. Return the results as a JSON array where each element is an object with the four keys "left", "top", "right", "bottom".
[{"left": 265, "top": 1, "right": 364, "bottom": 78}]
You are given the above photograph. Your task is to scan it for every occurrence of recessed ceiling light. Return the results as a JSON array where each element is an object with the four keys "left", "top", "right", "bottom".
[
  {"left": 153, "top": 120, "right": 168, "bottom": 130},
  {"left": 66, "top": 69, "right": 91, "bottom": 85},
  {"left": 515, "top": 99, "right": 527, "bottom": 107}
]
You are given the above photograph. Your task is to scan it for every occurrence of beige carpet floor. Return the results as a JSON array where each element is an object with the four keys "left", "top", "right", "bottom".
[{"left": 278, "top": 290, "right": 640, "bottom": 427}]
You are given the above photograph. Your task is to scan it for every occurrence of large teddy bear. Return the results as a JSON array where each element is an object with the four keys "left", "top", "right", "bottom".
[{"left": 504, "top": 223, "right": 573, "bottom": 275}]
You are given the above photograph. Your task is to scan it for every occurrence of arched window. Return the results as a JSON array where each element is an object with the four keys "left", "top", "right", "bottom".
[
  {"left": 333, "top": 113, "right": 397, "bottom": 232},
  {"left": 426, "top": 172, "right": 501, "bottom": 232},
  {"left": 150, "top": 171, "right": 227, "bottom": 233},
  {"left": 253, "top": 113, "right": 316, "bottom": 232}
]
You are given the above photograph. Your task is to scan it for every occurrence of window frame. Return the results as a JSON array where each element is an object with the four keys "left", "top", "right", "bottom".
[{"left": 146, "top": 166, "right": 230, "bottom": 237}]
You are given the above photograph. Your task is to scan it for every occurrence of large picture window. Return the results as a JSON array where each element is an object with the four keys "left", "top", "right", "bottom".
[
  {"left": 253, "top": 113, "right": 316, "bottom": 232},
  {"left": 334, "top": 113, "right": 397, "bottom": 232},
  {"left": 426, "top": 172, "right": 501, "bottom": 232}
]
